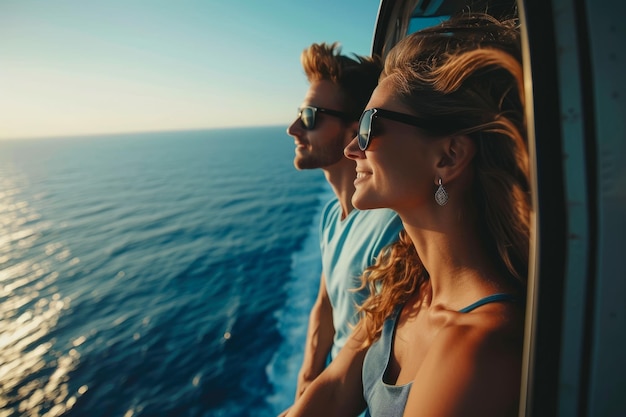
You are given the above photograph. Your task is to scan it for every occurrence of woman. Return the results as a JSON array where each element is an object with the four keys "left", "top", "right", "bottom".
[{"left": 282, "top": 13, "right": 530, "bottom": 417}]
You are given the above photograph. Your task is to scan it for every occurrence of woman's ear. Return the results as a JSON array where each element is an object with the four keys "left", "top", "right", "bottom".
[{"left": 434, "top": 135, "right": 476, "bottom": 182}]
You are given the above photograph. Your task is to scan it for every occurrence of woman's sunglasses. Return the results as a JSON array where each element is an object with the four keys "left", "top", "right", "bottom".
[
  {"left": 298, "top": 106, "right": 352, "bottom": 130},
  {"left": 357, "top": 108, "right": 432, "bottom": 150}
]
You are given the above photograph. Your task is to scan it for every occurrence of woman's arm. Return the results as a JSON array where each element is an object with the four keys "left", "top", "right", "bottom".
[{"left": 284, "top": 324, "right": 370, "bottom": 417}]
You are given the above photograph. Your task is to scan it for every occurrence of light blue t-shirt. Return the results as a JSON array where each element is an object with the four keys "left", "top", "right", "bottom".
[{"left": 319, "top": 198, "right": 403, "bottom": 359}]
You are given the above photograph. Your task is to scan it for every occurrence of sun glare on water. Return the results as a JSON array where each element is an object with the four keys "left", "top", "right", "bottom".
[{"left": 0, "top": 178, "right": 87, "bottom": 417}]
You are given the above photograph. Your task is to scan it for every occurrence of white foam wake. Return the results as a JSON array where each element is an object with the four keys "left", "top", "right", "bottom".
[{"left": 265, "top": 183, "right": 334, "bottom": 415}]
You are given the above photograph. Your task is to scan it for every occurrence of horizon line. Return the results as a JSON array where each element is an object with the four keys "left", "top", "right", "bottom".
[{"left": 0, "top": 123, "right": 289, "bottom": 141}]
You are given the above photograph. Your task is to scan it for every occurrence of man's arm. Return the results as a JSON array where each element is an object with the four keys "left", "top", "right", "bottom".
[
  {"left": 296, "top": 272, "right": 335, "bottom": 400},
  {"left": 284, "top": 323, "right": 369, "bottom": 417}
]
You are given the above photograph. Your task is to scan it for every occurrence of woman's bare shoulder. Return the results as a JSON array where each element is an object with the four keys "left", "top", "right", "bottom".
[
  {"left": 404, "top": 304, "right": 524, "bottom": 416},
  {"left": 440, "top": 301, "right": 525, "bottom": 364}
]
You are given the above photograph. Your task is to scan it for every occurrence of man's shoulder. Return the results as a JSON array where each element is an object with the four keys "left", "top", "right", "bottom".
[
  {"left": 320, "top": 197, "right": 341, "bottom": 222},
  {"left": 355, "top": 207, "right": 398, "bottom": 220},
  {"left": 353, "top": 208, "right": 402, "bottom": 230},
  {"left": 350, "top": 209, "right": 403, "bottom": 250},
  {"left": 322, "top": 197, "right": 340, "bottom": 212}
]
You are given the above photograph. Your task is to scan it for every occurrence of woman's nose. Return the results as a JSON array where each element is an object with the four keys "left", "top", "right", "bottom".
[{"left": 344, "top": 136, "right": 363, "bottom": 160}]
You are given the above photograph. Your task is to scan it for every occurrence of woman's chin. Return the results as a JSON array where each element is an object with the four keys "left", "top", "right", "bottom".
[{"left": 352, "top": 193, "right": 383, "bottom": 211}]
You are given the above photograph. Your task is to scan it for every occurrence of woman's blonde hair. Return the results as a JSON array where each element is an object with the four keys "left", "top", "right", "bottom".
[{"left": 357, "top": 13, "right": 531, "bottom": 345}]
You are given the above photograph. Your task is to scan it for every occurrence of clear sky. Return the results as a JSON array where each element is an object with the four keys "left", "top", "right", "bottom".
[{"left": 0, "top": 0, "right": 382, "bottom": 139}]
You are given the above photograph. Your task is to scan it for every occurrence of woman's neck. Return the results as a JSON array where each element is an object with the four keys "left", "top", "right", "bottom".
[{"left": 400, "top": 209, "right": 508, "bottom": 310}]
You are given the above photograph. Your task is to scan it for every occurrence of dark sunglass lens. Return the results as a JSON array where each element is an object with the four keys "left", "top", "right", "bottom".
[
  {"left": 300, "top": 107, "right": 315, "bottom": 130},
  {"left": 358, "top": 110, "right": 372, "bottom": 150}
]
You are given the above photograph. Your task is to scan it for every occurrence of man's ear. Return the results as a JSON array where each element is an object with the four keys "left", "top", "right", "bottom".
[{"left": 434, "top": 135, "right": 476, "bottom": 183}]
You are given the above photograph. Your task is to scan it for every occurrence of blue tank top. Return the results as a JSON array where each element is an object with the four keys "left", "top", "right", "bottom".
[{"left": 362, "top": 293, "right": 519, "bottom": 417}]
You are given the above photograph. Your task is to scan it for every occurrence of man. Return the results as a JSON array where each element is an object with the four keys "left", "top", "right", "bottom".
[{"left": 286, "top": 42, "right": 403, "bottom": 399}]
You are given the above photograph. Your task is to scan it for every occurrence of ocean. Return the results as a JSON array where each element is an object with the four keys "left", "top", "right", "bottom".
[{"left": 0, "top": 126, "right": 332, "bottom": 417}]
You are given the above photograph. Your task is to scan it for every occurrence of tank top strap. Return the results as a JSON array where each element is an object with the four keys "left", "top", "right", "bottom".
[{"left": 458, "top": 293, "right": 520, "bottom": 313}]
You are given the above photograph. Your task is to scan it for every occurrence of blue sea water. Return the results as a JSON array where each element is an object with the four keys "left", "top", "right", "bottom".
[{"left": 0, "top": 127, "right": 332, "bottom": 417}]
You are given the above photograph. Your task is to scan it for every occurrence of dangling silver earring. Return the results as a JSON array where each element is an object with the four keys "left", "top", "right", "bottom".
[{"left": 435, "top": 177, "right": 448, "bottom": 206}]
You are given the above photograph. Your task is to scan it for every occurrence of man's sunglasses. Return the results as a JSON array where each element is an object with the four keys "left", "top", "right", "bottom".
[
  {"left": 357, "top": 108, "right": 433, "bottom": 151},
  {"left": 298, "top": 106, "right": 352, "bottom": 130}
]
